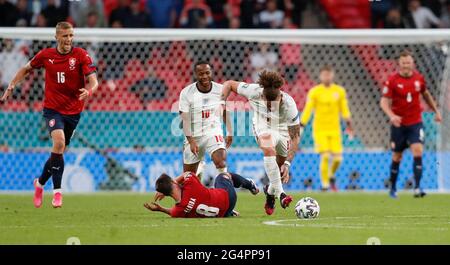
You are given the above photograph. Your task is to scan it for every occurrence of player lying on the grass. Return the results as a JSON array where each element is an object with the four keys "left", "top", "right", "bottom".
[
  {"left": 144, "top": 171, "right": 259, "bottom": 217},
  {"left": 221, "top": 70, "right": 301, "bottom": 215},
  {"left": 380, "top": 50, "right": 441, "bottom": 199},
  {"left": 0, "top": 22, "right": 98, "bottom": 208}
]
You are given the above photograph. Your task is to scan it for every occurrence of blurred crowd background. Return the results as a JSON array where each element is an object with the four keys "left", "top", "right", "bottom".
[{"left": 1, "top": 0, "right": 450, "bottom": 29}]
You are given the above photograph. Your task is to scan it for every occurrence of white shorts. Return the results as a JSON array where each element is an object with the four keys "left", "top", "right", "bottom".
[
  {"left": 254, "top": 129, "right": 290, "bottom": 157},
  {"left": 183, "top": 135, "right": 226, "bottom": 164}
]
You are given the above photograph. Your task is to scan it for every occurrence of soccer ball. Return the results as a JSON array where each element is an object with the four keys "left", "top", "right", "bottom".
[{"left": 295, "top": 197, "right": 320, "bottom": 219}]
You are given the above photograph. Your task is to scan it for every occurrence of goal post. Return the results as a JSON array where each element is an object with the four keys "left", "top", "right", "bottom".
[{"left": 0, "top": 28, "right": 449, "bottom": 192}]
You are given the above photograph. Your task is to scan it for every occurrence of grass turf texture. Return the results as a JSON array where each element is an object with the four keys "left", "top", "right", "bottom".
[{"left": 0, "top": 192, "right": 449, "bottom": 245}]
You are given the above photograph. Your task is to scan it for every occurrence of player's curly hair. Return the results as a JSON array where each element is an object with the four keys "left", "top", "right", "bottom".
[
  {"left": 155, "top": 173, "right": 173, "bottom": 196},
  {"left": 258, "top": 70, "right": 284, "bottom": 101}
]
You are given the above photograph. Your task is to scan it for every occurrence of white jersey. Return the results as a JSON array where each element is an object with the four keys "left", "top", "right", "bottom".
[
  {"left": 179, "top": 81, "right": 224, "bottom": 137},
  {"left": 237, "top": 82, "right": 299, "bottom": 137}
]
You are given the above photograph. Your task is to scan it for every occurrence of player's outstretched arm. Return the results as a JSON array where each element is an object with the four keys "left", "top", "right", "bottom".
[
  {"left": 221, "top": 80, "right": 240, "bottom": 101},
  {"left": 79, "top": 73, "right": 98, "bottom": 101},
  {"left": 1, "top": 62, "right": 33, "bottom": 101},
  {"left": 380, "top": 96, "right": 402, "bottom": 127},
  {"left": 221, "top": 80, "right": 241, "bottom": 148},
  {"left": 281, "top": 124, "right": 301, "bottom": 183},
  {"left": 422, "top": 89, "right": 442, "bottom": 123},
  {"left": 143, "top": 202, "right": 172, "bottom": 216}
]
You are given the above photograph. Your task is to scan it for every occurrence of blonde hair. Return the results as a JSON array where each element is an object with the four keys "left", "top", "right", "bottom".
[{"left": 55, "top": 22, "right": 73, "bottom": 34}]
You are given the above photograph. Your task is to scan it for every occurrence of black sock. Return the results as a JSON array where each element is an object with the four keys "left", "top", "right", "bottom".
[
  {"left": 230, "top": 173, "right": 253, "bottom": 190},
  {"left": 390, "top": 161, "right": 400, "bottom": 191},
  {"left": 38, "top": 156, "right": 53, "bottom": 186},
  {"left": 50, "top": 153, "right": 64, "bottom": 190},
  {"left": 413, "top": 157, "right": 423, "bottom": 189}
]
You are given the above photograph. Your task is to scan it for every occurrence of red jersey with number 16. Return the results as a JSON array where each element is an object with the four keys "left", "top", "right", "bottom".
[
  {"left": 30, "top": 47, "right": 96, "bottom": 115},
  {"left": 170, "top": 172, "right": 229, "bottom": 218},
  {"left": 382, "top": 71, "right": 426, "bottom": 126}
]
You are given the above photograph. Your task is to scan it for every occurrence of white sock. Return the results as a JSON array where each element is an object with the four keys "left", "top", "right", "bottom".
[
  {"left": 263, "top": 156, "right": 284, "bottom": 198},
  {"left": 53, "top": 189, "right": 62, "bottom": 194},
  {"left": 35, "top": 180, "right": 43, "bottom": 188},
  {"left": 196, "top": 161, "right": 205, "bottom": 178},
  {"left": 217, "top": 167, "right": 227, "bottom": 173}
]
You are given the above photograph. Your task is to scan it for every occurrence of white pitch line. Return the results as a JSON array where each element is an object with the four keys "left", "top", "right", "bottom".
[
  {"left": 384, "top": 215, "right": 433, "bottom": 218},
  {"left": 262, "top": 219, "right": 449, "bottom": 231}
]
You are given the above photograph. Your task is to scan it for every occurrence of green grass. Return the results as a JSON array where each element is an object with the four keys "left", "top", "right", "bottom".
[{"left": 0, "top": 192, "right": 449, "bottom": 245}]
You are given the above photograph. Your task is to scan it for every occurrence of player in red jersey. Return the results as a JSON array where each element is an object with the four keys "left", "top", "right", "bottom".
[
  {"left": 380, "top": 50, "right": 441, "bottom": 198},
  {"left": 144, "top": 171, "right": 259, "bottom": 218},
  {"left": 0, "top": 22, "right": 98, "bottom": 208}
]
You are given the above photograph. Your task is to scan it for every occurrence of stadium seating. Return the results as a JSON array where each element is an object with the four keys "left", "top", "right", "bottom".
[
  {"left": 0, "top": 100, "right": 29, "bottom": 112},
  {"left": 320, "top": 0, "right": 371, "bottom": 28}
]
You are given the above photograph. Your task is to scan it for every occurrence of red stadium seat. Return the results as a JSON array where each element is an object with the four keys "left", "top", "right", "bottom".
[
  {"left": 146, "top": 98, "right": 177, "bottom": 111},
  {"left": 352, "top": 45, "right": 397, "bottom": 88},
  {"left": 123, "top": 59, "right": 146, "bottom": 85},
  {"left": 88, "top": 91, "right": 144, "bottom": 111},
  {"left": 31, "top": 101, "right": 44, "bottom": 112},
  {"left": 103, "top": 0, "right": 119, "bottom": 19},
  {"left": 320, "top": 0, "right": 371, "bottom": 28}
]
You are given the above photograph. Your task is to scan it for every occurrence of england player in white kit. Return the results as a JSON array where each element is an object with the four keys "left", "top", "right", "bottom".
[
  {"left": 179, "top": 62, "right": 232, "bottom": 175},
  {"left": 222, "top": 70, "right": 302, "bottom": 215}
]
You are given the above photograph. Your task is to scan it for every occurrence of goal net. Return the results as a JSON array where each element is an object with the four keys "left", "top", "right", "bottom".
[{"left": 0, "top": 28, "right": 449, "bottom": 192}]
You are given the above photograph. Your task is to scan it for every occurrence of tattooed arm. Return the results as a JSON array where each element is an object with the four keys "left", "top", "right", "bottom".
[{"left": 281, "top": 124, "right": 301, "bottom": 183}]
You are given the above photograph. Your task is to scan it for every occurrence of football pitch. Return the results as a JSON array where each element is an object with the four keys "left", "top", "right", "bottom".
[{"left": 0, "top": 192, "right": 449, "bottom": 245}]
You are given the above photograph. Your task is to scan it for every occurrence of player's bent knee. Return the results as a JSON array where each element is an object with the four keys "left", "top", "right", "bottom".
[
  {"left": 215, "top": 173, "right": 233, "bottom": 188},
  {"left": 260, "top": 144, "right": 276, "bottom": 154},
  {"left": 215, "top": 161, "right": 227, "bottom": 169},
  {"left": 52, "top": 139, "right": 65, "bottom": 152},
  {"left": 321, "top": 152, "right": 331, "bottom": 160},
  {"left": 410, "top": 144, "right": 423, "bottom": 157},
  {"left": 211, "top": 149, "right": 227, "bottom": 168},
  {"left": 259, "top": 134, "right": 275, "bottom": 148},
  {"left": 392, "top": 153, "right": 403, "bottom": 162},
  {"left": 219, "top": 172, "right": 231, "bottom": 180},
  {"left": 332, "top": 154, "right": 343, "bottom": 162},
  {"left": 261, "top": 147, "right": 276, "bottom": 156}
]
